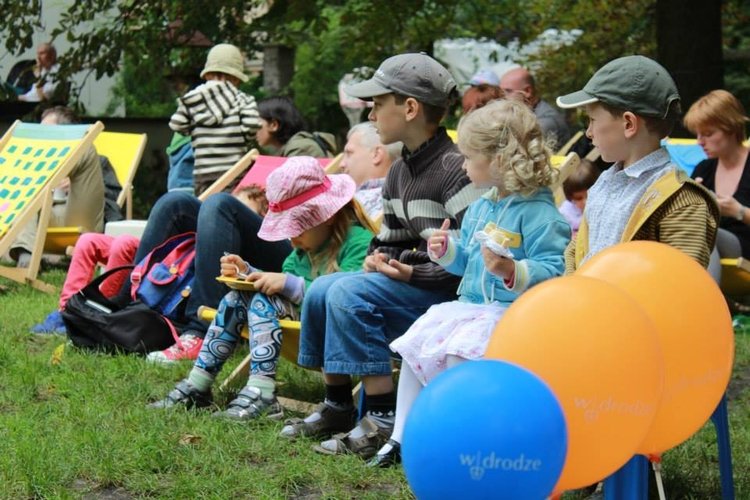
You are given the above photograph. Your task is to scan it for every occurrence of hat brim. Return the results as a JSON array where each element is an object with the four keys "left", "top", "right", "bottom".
[
  {"left": 345, "top": 79, "right": 392, "bottom": 101},
  {"left": 556, "top": 90, "right": 599, "bottom": 109},
  {"left": 200, "top": 67, "right": 249, "bottom": 83},
  {"left": 257, "top": 174, "right": 357, "bottom": 242}
]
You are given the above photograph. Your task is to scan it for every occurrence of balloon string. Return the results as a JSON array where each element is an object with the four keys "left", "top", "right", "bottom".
[{"left": 650, "top": 457, "right": 666, "bottom": 500}]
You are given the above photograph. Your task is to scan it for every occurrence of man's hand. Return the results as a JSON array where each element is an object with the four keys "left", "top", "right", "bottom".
[
  {"left": 376, "top": 259, "right": 413, "bottom": 282},
  {"left": 248, "top": 272, "right": 287, "bottom": 295},
  {"left": 428, "top": 218, "right": 451, "bottom": 258},
  {"left": 482, "top": 246, "right": 515, "bottom": 280},
  {"left": 364, "top": 250, "right": 387, "bottom": 272}
]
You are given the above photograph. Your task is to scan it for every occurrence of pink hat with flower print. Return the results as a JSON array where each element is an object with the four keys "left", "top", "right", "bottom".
[{"left": 258, "top": 156, "right": 357, "bottom": 242}]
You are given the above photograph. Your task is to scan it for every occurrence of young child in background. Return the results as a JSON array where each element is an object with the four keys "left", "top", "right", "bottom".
[
  {"left": 148, "top": 156, "right": 375, "bottom": 420},
  {"left": 169, "top": 43, "right": 261, "bottom": 195},
  {"left": 559, "top": 159, "right": 600, "bottom": 237},
  {"left": 556, "top": 55, "right": 719, "bottom": 272},
  {"left": 369, "top": 99, "right": 570, "bottom": 466},
  {"left": 31, "top": 233, "right": 140, "bottom": 335}
]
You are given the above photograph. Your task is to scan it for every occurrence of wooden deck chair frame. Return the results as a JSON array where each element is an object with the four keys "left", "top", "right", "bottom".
[
  {"left": 195, "top": 149, "right": 259, "bottom": 201},
  {"left": 555, "top": 130, "right": 583, "bottom": 157},
  {"left": 550, "top": 152, "right": 581, "bottom": 206},
  {"left": 323, "top": 152, "right": 343, "bottom": 174},
  {"left": 44, "top": 130, "right": 149, "bottom": 254},
  {"left": 0, "top": 120, "right": 104, "bottom": 292}
]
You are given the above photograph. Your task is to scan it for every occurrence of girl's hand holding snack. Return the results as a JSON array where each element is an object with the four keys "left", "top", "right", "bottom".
[
  {"left": 481, "top": 246, "right": 515, "bottom": 280},
  {"left": 247, "top": 272, "right": 287, "bottom": 295}
]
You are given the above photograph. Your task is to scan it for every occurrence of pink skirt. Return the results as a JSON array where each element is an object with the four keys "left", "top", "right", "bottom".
[{"left": 390, "top": 301, "right": 507, "bottom": 384}]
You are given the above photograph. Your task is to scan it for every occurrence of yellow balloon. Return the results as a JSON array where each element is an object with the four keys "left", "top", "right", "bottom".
[
  {"left": 577, "top": 241, "right": 734, "bottom": 455},
  {"left": 485, "top": 275, "right": 663, "bottom": 492}
]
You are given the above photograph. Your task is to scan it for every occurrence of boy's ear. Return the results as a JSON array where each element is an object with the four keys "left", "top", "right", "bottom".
[
  {"left": 269, "top": 119, "right": 280, "bottom": 133},
  {"left": 404, "top": 96, "right": 420, "bottom": 122},
  {"left": 622, "top": 111, "right": 639, "bottom": 138}
]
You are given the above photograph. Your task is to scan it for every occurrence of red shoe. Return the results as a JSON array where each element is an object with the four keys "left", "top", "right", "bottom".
[{"left": 146, "top": 333, "right": 203, "bottom": 364}]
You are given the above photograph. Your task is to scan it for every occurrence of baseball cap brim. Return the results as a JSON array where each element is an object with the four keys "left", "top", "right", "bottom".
[
  {"left": 345, "top": 79, "right": 392, "bottom": 101},
  {"left": 556, "top": 90, "right": 599, "bottom": 109}
]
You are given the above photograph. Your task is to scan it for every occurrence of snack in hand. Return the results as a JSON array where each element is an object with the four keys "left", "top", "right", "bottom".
[
  {"left": 484, "top": 222, "right": 511, "bottom": 248},
  {"left": 475, "top": 222, "right": 514, "bottom": 259}
]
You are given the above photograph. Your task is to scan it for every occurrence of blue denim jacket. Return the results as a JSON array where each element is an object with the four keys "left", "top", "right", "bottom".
[{"left": 435, "top": 187, "right": 570, "bottom": 305}]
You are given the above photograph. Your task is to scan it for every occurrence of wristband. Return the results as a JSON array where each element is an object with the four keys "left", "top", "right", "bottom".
[{"left": 736, "top": 205, "right": 746, "bottom": 222}]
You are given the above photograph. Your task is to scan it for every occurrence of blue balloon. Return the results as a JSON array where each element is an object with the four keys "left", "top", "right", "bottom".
[{"left": 402, "top": 360, "right": 568, "bottom": 500}]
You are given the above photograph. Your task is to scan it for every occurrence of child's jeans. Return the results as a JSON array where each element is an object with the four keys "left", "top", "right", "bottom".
[
  {"left": 59, "top": 233, "right": 139, "bottom": 310},
  {"left": 297, "top": 271, "right": 456, "bottom": 376}
]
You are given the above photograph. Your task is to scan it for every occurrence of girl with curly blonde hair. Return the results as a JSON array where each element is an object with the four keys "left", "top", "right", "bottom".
[{"left": 370, "top": 99, "right": 571, "bottom": 467}]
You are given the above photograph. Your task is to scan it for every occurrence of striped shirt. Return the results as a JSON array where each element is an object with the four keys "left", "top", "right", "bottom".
[
  {"left": 169, "top": 80, "right": 260, "bottom": 189},
  {"left": 371, "top": 128, "right": 484, "bottom": 289}
]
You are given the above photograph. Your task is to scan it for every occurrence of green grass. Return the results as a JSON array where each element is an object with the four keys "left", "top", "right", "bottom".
[{"left": 1, "top": 269, "right": 749, "bottom": 498}]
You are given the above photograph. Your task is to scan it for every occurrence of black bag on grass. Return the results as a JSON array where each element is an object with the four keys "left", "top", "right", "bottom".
[{"left": 61, "top": 266, "right": 179, "bottom": 354}]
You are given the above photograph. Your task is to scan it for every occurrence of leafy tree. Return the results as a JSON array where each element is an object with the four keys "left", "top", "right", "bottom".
[{"left": 2, "top": 0, "right": 747, "bottom": 137}]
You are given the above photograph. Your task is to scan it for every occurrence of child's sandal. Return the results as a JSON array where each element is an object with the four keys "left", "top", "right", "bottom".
[
  {"left": 279, "top": 402, "right": 356, "bottom": 439},
  {"left": 312, "top": 416, "right": 391, "bottom": 459}
]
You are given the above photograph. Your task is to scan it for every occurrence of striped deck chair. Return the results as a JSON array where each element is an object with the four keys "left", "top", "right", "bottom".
[
  {"left": 0, "top": 120, "right": 103, "bottom": 292},
  {"left": 44, "top": 130, "right": 148, "bottom": 254}
]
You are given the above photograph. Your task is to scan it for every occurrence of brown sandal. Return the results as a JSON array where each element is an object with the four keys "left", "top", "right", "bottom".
[
  {"left": 279, "top": 402, "right": 356, "bottom": 439},
  {"left": 312, "top": 416, "right": 391, "bottom": 459}
]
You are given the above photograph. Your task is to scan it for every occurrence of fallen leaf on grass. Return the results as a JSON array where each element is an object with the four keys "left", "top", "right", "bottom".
[
  {"left": 50, "top": 343, "right": 66, "bottom": 365},
  {"left": 35, "top": 385, "right": 56, "bottom": 401},
  {"left": 178, "top": 434, "right": 202, "bottom": 445}
]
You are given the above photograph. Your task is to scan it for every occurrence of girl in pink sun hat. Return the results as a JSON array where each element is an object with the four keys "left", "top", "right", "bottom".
[{"left": 149, "top": 156, "right": 377, "bottom": 419}]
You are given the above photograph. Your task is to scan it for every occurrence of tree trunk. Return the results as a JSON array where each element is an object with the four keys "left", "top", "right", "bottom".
[
  {"left": 263, "top": 45, "right": 295, "bottom": 95},
  {"left": 657, "top": 0, "right": 723, "bottom": 137}
]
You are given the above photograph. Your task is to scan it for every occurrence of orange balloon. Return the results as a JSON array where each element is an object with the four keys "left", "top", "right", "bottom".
[
  {"left": 485, "top": 275, "right": 663, "bottom": 492},
  {"left": 577, "top": 241, "right": 734, "bottom": 455}
]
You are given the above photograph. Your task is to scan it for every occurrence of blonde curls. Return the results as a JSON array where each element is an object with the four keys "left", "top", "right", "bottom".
[{"left": 458, "top": 99, "right": 557, "bottom": 196}]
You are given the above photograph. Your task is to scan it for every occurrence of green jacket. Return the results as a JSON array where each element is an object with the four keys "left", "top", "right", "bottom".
[
  {"left": 282, "top": 224, "right": 372, "bottom": 290},
  {"left": 280, "top": 131, "right": 336, "bottom": 158}
]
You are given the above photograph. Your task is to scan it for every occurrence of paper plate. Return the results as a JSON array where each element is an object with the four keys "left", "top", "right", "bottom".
[{"left": 216, "top": 275, "right": 256, "bottom": 291}]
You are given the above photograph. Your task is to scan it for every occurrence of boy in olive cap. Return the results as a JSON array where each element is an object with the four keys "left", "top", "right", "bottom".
[
  {"left": 169, "top": 43, "right": 261, "bottom": 195},
  {"left": 556, "top": 55, "right": 718, "bottom": 272},
  {"left": 284, "top": 53, "right": 482, "bottom": 463}
]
